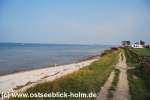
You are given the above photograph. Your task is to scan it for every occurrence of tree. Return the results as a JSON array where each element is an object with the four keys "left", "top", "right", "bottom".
[
  {"left": 145, "top": 45, "right": 150, "bottom": 48},
  {"left": 122, "top": 41, "right": 131, "bottom": 47},
  {"left": 126, "top": 41, "right": 131, "bottom": 45},
  {"left": 140, "top": 40, "right": 145, "bottom": 46}
]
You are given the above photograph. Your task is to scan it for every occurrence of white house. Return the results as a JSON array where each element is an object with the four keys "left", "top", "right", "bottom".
[{"left": 131, "top": 42, "right": 143, "bottom": 48}]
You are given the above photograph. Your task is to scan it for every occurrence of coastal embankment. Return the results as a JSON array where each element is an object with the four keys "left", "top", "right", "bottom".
[
  {"left": 8, "top": 48, "right": 120, "bottom": 100},
  {"left": 0, "top": 57, "right": 98, "bottom": 93}
]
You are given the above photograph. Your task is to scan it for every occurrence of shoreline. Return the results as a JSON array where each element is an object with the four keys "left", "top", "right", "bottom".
[
  {"left": 0, "top": 56, "right": 99, "bottom": 93},
  {"left": 0, "top": 54, "right": 100, "bottom": 76}
]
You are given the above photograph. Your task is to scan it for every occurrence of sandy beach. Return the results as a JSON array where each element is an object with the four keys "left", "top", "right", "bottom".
[{"left": 0, "top": 57, "right": 99, "bottom": 93}]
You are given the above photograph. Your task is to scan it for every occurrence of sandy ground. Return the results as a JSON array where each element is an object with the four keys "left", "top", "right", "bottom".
[
  {"left": 96, "top": 52, "right": 130, "bottom": 100},
  {"left": 113, "top": 53, "right": 130, "bottom": 100},
  {"left": 0, "top": 58, "right": 98, "bottom": 93},
  {"left": 96, "top": 71, "right": 115, "bottom": 100}
]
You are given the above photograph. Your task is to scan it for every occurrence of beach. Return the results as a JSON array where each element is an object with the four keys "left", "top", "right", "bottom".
[
  {"left": 0, "top": 43, "right": 107, "bottom": 75},
  {"left": 0, "top": 57, "right": 99, "bottom": 93}
]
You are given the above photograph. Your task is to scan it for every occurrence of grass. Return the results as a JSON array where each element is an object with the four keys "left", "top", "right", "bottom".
[
  {"left": 9, "top": 48, "right": 120, "bottom": 100},
  {"left": 131, "top": 48, "right": 150, "bottom": 57},
  {"left": 124, "top": 48, "right": 139, "bottom": 67},
  {"left": 127, "top": 69, "right": 150, "bottom": 100},
  {"left": 124, "top": 48, "right": 150, "bottom": 100},
  {"left": 107, "top": 69, "right": 120, "bottom": 98},
  {"left": 121, "top": 52, "right": 123, "bottom": 61}
]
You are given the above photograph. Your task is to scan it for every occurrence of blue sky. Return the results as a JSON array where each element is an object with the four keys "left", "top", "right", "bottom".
[{"left": 0, "top": 0, "right": 150, "bottom": 44}]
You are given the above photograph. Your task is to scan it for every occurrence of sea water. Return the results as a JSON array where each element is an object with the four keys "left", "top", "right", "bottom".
[{"left": 0, "top": 43, "right": 112, "bottom": 75}]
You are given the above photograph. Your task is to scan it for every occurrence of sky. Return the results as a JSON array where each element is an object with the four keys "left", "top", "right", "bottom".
[{"left": 0, "top": 0, "right": 150, "bottom": 45}]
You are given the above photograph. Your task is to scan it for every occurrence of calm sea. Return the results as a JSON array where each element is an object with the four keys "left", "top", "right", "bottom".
[{"left": 0, "top": 43, "right": 112, "bottom": 75}]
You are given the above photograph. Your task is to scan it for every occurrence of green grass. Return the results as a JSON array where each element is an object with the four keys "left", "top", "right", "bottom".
[
  {"left": 107, "top": 69, "right": 120, "bottom": 98},
  {"left": 124, "top": 48, "right": 139, "bottom": 68},
  {"left": 127, "top": 69, "right": 150, "bottom": 100},
  {"left": 124, "top": 48, "right": 150, "bottom": 100},
  {"left": 131, "top": 48, "right": 150, "bottom": 57},
  {"left": 121, "top": 53, "right": 123, "bottom": 61},
  {"left": 9, "top": 49, "right": 120, "bottom": 100}
]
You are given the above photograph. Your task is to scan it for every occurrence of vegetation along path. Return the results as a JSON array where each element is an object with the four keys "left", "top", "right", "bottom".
[{"left": 96, "top": 51, "right": 130, "bottom": 100}]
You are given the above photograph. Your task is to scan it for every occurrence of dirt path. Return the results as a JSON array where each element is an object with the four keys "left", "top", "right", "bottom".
[
  {"left": 96, "top": 71, "right": 115, "bottom": 100},
  {"left": 113, "top": 52, "right": 130, "bottom": 100},
  {"left": 96, "top": 52, "right": 130, "bottom": 100}
]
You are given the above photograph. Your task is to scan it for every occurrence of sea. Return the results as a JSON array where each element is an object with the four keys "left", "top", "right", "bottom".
[{"left": 0, "top": 43, "right": 112, "bottom": 75}]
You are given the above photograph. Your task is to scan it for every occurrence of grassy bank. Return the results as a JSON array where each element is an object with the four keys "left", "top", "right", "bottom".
[
  {"left": 131, "top": 48, "right": 150, "bottom": 57},
  {"left": 10, "top": 48, "right": 120, "bottom": 100},
  {"left": 124, "top": 48, "right": 150, "bottom": 100}
]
